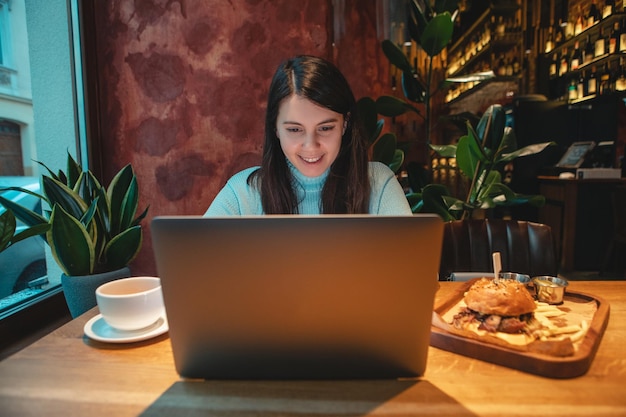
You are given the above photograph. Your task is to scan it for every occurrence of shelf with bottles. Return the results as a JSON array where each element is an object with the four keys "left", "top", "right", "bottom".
[
  {"left": 445, "top": 46, "right": 522, "bottom": 104},
  {"left": 446, "top": 4, "right": 522, "bottom": 79},
  {"left": 544, "top": 8, "right": 626, "bottom": 59},
  {"left": 548, "top": 47, "right": 626, "bottom": 83},
  {"left": 544, "top": 0, "right": 624, "bottom": 54},
  {"left": 445, "top": 75, "right": 521, "bottom": 105},
  {"left": 556, "top": 55, "right": 626, "bottom": 103}
]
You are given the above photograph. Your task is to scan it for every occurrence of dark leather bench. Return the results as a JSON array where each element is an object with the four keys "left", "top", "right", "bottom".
[{"left": 439, "top": 219, "right": 558, "bottom": 281}]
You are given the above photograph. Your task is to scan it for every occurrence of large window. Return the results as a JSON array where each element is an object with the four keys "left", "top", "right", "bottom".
[{"left": 0, "top": 0, "right": 87, "bottom": 318}]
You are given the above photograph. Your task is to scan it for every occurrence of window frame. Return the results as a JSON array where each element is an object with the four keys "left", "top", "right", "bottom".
[{"left": 0, "top": 0, "right": 99, "bottom": 350}]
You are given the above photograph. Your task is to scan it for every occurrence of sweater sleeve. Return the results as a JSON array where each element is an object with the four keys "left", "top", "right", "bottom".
[
  {"left": 204, "top": 168, "right": 263, "bottom": 216},
  {"left": 368, "top": 162, "right": 412, "bottom": 215}
]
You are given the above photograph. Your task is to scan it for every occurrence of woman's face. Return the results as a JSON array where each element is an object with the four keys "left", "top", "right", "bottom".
[{"left": 276, "top": 95, "right": 344, "bottom": 178}]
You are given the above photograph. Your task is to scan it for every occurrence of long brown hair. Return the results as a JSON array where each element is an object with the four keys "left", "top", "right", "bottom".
[{"left": 249, "top": 55, "right": 370, "bottom": 214}]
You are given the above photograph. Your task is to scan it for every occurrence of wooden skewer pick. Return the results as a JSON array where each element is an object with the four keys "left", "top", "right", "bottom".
[{"left": 492, "top": 252, "right": 502, "bottom": 283}]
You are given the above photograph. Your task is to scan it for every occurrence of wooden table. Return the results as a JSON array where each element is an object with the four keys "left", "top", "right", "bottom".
[{"left": 1, "top": 281, "right": 625, "bottom": 416}]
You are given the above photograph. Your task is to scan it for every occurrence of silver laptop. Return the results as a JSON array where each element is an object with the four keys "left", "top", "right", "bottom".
[{"left": 151, "top": 215, "right": 444, "bottom": 379}]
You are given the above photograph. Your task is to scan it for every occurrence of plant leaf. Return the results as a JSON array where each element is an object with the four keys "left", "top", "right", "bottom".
[
  {"left": 75, "top": 170, "right": 104, "bottom": 208},
  {"left": 406, "top": 192, "right": 423, "bottom": 213},
  {"left": 11, "top": 223, "right": 50, "bottom": 246},
  {"left": 421, "top": 184, "right": 456, "bottom": 221},
  {"left": 0, "top": 186, "right": 47, "bottom": 203},
  {"left": 456, "top": 133, "right": 484, "bottom": 179},
  {"left": 47, "top": 205, "right": 94, "bottom": 276},
  {"left": 107, "top": 164, "right": 136, "bottom": 234},
  {"left": 66, "top": 151, "right": 82, "bottom": 189},
  {"left": 381, "top": 40, "right": 413, "bottom": 73},
  {"left": 43, "top": 176, "right": 88, "bottom": 220},
  {"left": 35, "top": 159, "right": 63, "bottom": 183},
  {"left": 420, "top": 13, "right": 454, "bottom": 57},
  {"left": 376, "top": 95, "right": 421, "bottom": 117},
  {"left": 103, "top": 225, "right": 142, "bottom": 271},
  {"left": 373, "top": 133, "right": 397, "bottom": 166},
  {"left": 430, "top": 144, "right": 457, "bottom": 158},
  {"left": 132, "top": 205, "right": 150, "bottom": 226},
  {"left": 493, "top": 126, "right": 518, "bottom": 161},
  {"left": 476, "top": 104, "right": 505, "bottom": 150},
  {"left": 499, "top": 142, "right": 556, "bottom": 162},
  {"left": 119, "top": 176, "right": 139, "bottom": 232},
  {"left": 0, "top": 210, "right": 16, "bottom": 252},
  {"left": 402, "top": 70, "right": 426, "bottom": 103},
  {"left": 0, "top": 194, "right": 48, "bottom": 227},
  {"left": 388, "top": 149, "right": 405, "bottom": 174}
]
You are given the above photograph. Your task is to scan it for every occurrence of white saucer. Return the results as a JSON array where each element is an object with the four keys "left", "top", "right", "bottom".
[{"left": 84, "top": 314, "right": 168, "bottom": 343}]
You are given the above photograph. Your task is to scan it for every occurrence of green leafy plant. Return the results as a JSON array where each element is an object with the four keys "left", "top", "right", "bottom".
[
  {"left": 418, "top": 104, "right": 554, "bottom": 220},
  {"left": 359, "top": 1, "right": 456, "bottom": 180},
  {"left": 0, "top": 153, "right": 148, "bottom": 276},
  {"left": 376, "top": 0, "right": 457, "bottom": 145},
  {"left": 0, "top": 209, "right": 48, "bottom": 254},
  {"left": 358, "top": 96, "right": 405, "bottom": 174}
]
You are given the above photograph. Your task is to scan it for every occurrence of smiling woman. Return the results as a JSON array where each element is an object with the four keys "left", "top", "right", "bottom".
[
  {"left": 0, "top": 0, "right": 89, "bottom": 354},
  {"left": 205, "top": 55, "right": 412, "bottom": 217}
]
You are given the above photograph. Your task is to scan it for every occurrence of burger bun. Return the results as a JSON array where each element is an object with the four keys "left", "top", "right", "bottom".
[{"left": 464, "top": 277, "right": 536, "bottom": 316}]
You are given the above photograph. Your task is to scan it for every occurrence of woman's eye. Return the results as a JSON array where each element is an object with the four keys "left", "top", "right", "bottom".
[
  {"left": 318, "top": 125, "right": 335, "bottom": 133},
  {"left": 286, "top": 127, "right": 302, "bottom": 134}
]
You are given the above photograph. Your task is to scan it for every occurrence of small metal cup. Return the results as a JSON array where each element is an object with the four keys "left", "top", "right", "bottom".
[
  {"left": 499, "top": 272, "right": 533, "bottom": 293},
  {"left": 499, "top": 272, "right": 531, "bottom": 284},
  {"left": 532, "top": 276, "right": 569, "bottom": 304}
]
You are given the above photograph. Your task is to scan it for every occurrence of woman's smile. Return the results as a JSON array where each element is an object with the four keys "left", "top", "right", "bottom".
[{"left": 276, "top": 95, "right": 343, "bottom": 178}]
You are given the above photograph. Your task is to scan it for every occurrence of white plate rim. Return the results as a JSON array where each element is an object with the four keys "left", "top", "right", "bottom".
[{"left": 84, "top": 313, "right": 168, "bottom": 343}]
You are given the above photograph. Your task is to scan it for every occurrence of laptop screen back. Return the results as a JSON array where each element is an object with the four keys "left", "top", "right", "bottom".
[{"left": 151, "top": 215, "right": 444, "bottom": 379}]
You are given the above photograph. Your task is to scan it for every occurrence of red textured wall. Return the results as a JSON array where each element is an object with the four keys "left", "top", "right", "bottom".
[{"left": 92, "top": 0, "right": 391, "bottom": 275}]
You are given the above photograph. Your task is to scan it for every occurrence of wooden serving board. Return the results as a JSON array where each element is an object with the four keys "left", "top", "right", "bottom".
[{"left": 430, "top": 279, "right": 611, "bottom": 378}]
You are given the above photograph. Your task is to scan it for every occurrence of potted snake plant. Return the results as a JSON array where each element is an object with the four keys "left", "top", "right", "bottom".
[{"left": 0, "top": 153, "right": 149, "bottom": 317}]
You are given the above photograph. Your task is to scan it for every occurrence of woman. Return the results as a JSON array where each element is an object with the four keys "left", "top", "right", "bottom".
[{"left": 205, "top": 55, "right": 411, "bottom": 215}]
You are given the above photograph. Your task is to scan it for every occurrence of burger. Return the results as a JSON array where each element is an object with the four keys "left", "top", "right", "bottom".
[{"left": 453, "top": 277, "right": 538, "bottom": 334}]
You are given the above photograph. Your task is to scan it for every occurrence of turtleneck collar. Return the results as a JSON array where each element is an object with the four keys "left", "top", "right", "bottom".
[{"left": 287, "top": 159, "right": 328, "bottom": 191}]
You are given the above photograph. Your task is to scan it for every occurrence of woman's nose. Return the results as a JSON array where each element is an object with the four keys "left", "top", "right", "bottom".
[{"left": 302, "top": 132, "right": 320, "bottom": 148}]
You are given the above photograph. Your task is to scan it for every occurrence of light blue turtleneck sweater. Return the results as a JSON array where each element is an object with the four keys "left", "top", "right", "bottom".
[{"left": 204, "top": 161, "right": 412, "bottom": 216}]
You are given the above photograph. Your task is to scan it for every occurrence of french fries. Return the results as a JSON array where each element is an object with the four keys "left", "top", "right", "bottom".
[{"left": 531, "top": 302, "right": 589, "bottom": 344}]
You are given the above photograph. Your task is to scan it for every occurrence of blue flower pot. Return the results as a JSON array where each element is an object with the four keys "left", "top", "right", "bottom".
[{"left": 61, "top": 267, "right": 131, "bottom": 318}]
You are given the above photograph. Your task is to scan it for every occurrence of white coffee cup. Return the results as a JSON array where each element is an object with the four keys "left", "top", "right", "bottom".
[{"left": 95, "top": 277, "right": 165, "bottom": 331}]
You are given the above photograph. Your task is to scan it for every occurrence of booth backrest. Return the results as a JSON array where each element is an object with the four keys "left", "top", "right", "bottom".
[{"left": 439, "top": 219, "right": 558, "bottom": 280}]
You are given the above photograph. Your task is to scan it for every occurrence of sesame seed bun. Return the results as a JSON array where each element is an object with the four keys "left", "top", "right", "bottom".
[{"left": 464, "top": 277, "right": 536, "bottom": 316}]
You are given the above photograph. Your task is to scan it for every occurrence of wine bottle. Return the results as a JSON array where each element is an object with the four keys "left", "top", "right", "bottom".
[
  {"left": 609, "top": 21, "right": 620, "bottom": 54},
  {"left": 549, "top": 52, "right": 558, "bottom": 77},
  {"left": 588, "top": 1, "right": 601, "bottom": 27},
  {"left": 588, "top": 66, "right": 598, "bottom": 95},
  {"left": 568, "top": 77, "right": 578, "bottom": 101},
  {"left": 574, "top": 13, "right": 583, "bottom": 37},
  {"left": 556, "top": 20, "right": 565, "bottom": 44},
  {"left": 497, "top": 54, "right": 507, "bottom": 76},
  {"left": 545, "top": 27, "right": 555, "bottom": 53},
  {"left": 595, "top": 28, "right": 607, "bottom": 57},
  {"left": 604, "top": 0, "right": 615, "bottom": 18},
  {"left": 599, "top": 63, "right": 612, "bottom": 95},
  {"left": 512, "top": 55, "right": 520, "bottom": 75},
  {"left": 615, "top": 57, "right": 626, "bottom": 91},
  {"left": 570, "top": 41, "right": 582, "bottom": 71},
  {"left": 496, "top": 16, "right": 506, "bottom": 36},
  {"left": 578, "top": 70, "right": 586, "bottom": 98},
  {"left": 584, "top": 35, "right": 594, "bottom": 65},
  {"left": 559, "top": 47, "right": 569, "bottom": 76},
  {"left": 620, "top": 19, "right": 626, "bottom": 53}
]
